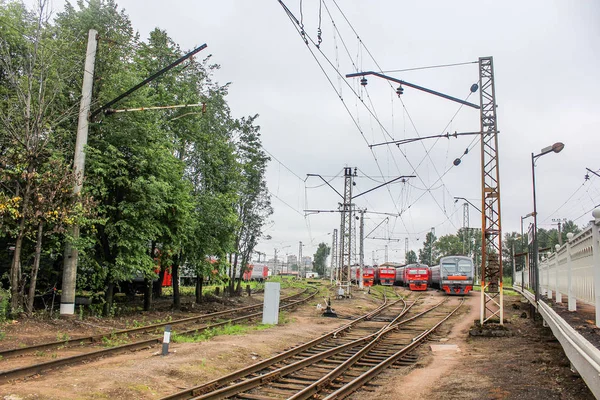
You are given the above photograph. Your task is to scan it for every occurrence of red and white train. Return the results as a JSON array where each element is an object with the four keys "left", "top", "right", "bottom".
[
  {"left": 350, "top": 266, "right": 375, "bottom": 287},
  {"left": 395, "top": 263, "right": 430, "bottom": 291},
  {"left": 242, "top": 264, "right": 270, "bottom": 282},
  {"left": 374, "top": 263, "right": 398, "bottom": 286}
]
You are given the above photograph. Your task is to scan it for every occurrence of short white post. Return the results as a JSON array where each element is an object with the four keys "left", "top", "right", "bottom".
[
  {"left": 547, "top": 254, "right": 552, "bottom": 299},
  {"left": 262, "top": 282, "right": 281, "bottom": 325},
  {"left": 162, "top": 325, "right": 171, "bottom": 356},
  {"left": 592, "top": 209, "right": 600, "bottom": 327},
  {"left": 555, "top": 244, "right": 562, "bottom": 303},
  {"left": 567, "top": 232, "right": 576, "bottom": 311}
]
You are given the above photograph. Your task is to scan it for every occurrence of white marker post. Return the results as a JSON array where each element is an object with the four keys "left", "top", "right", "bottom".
[
  {"left": 262, "top": 282, "right": 281, "bottom": 325},
  {"left": 162, "top": 325, "right": 171, "bottom": 356}
]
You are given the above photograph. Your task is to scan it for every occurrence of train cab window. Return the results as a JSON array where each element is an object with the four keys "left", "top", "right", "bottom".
[
  {"left": 457, "top": 260, "right": 472, "bottom": 272},
  {"left": 441, "top": 262, "right": 456, "bottom": 273}
]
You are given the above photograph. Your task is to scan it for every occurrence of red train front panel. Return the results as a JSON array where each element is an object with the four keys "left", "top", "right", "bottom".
[
  {"left": 363, "top": 267, "right": 375, "bottom": 287},
  {"left": 377, "top": 267, "right": 396, "bottom": 286},
  {"left": 404, "top": 266, "right": 429, "bottom": 291}
]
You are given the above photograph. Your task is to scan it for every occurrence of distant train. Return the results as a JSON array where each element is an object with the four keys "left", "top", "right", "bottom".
[
  {"left": 430, "top": 255, "right": 474, "bottom": 295},
  {"left": 395, "top": 263, "right": 430, "bottom": 291},
  {"left": 350, "top": 266, "right": 375, "bottom": 287},
  {"left": 242, "top": 264, "right": 270, "bottom": 282},
  {"left": 374, "top": 264, "right": 398, "bottom": 286}
]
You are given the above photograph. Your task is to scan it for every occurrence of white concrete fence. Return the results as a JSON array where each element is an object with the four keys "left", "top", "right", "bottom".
[{"left": 514, "top": 209, "right": 600, "bottom": 326}]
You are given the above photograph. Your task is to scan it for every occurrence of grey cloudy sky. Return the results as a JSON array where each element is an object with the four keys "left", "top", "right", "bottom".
[{"left": 50, "top": 1, "right": 600, "bottom": 264}]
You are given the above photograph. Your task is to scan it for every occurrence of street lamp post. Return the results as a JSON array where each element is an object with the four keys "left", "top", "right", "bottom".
[{"left": 531, "top": 142, "right": 565, "bottom": 303}]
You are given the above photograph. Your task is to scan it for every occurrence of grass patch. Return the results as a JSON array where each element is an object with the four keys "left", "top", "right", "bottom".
[
  {"left": 172, "top": 324, "right": 249, "bottom": 343},
  {"left": 101, "top": 333, "right": 130, "bottom": 347}
]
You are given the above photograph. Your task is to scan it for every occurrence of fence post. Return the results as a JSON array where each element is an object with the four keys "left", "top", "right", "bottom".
[
  {"left": 547, "top": 255, "right": 552, "bottom": 299},
  {"left": 567, "top": 232, "right": 576, "bottom": 311},
  {"left": 555, "top": 245, "right": 562, "bottom": 303},
  {"left": 592, "top": 209, "right": 600, "bottom": 327}
]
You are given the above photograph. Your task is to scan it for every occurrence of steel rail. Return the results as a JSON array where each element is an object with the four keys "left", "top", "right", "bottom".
[
  {"left": 322, "top": 298, "right": 465, "bottom": 399},
  {"left": 289, "top": 298, "right": 446, "bottom": 400},
  {"left": 161, "top": 294, "right": 402, "bottom": 400},
  {"left": 186, "top": 298, "right": 446, "bottom": 400},
  {"left": 0, "top": 288, "right": 302, "bottom": 359},
  {"left": 0, "top": 288, "right": 317, "bottom": 383}
]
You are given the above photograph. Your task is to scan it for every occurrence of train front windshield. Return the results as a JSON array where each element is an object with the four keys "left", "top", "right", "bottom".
[
  {"left": 442, "top": 260, "right": 472, "bottom": 274},
  {"left": 408, "top": 269, "right": 428, "bottom": 275}
]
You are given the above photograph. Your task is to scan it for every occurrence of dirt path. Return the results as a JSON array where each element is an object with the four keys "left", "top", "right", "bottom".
[
  {"left": 0, "top": 288, "right": 595, "bottom": 400},
  {"left": 355, "top": 290, "right": 595, "bottom": 400}
]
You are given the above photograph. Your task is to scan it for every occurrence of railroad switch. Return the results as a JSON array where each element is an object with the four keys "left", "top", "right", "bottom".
[{"left": 322, "top": 297, "right": 338, "bottom": 318}]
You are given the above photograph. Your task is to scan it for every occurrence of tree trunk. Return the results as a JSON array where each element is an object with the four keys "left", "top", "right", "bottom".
[
  {"left": 230, "top": 252, "right": 239, "bottom": 296},
  {"left": 143, "top": 278, "right": 152, "bottom": 311},
  {"left": 172, "top": 255, "right": 180, "bottom": 310},
  {"left": 26, "top": 222, "right": 44, "bottom": 316},
  {"left": 153, "top": 267, "right": 165, "bottom": 298},
  {"left": 104, "top": 281, "right": 115, "bottom": 316},
  {"left": 195, "top": 275, "right": 203, "bottom": 304}
]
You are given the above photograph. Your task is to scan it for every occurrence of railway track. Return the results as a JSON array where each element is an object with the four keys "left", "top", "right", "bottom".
[
  {"left": 161, "top": 292, "right": 463, "bottom": 400},
  {"left": 0, "top": 287, "right": 317, "bottom": 383}
]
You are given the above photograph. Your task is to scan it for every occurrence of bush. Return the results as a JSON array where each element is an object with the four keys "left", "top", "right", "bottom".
[{"left": 0, "top": 285, "right": 10, "bottom": 322}]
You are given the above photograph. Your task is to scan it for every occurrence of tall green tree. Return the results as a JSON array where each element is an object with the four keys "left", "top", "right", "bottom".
[
  {"left": 229, "top": 116, "right": 272, "bottom": 295},
  {"left": 418, "top": 231, "right": 438, "bottom": 266},
  {"left": 0, "top": 0, "right": 94, "bottom": 313},
  {"left": 405, "top": 250, "right": 417, "bottom": 264},
  {"left": 313, "top": 243, "right": 330, "bottom": 276},
  {"left": 435, "top": 233, "right": 464, "bottom": 261}
]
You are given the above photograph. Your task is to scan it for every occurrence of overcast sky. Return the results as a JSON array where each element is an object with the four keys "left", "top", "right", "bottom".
[{"left": 48, "top": 1, "right": 600, "bottom": 264}]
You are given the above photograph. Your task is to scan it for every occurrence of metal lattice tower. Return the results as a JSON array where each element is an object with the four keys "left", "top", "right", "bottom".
[
  {"left": 338, "top": 167, "right": 355, "bottom": 294},
  {"left": 330, "top": 229, "right": 338, "bottom": 282},
  {"left": 478, "top": 56, "right": 504, "bottom": 325},
  {"left": 359, "top": 209, "right": 365, "bottom": 289},
  {"left": 463, "top": 203, "right": 469, "bottom": 254},
  {"left": 351, "top": 206, "right": 358, "bottom": 265}
]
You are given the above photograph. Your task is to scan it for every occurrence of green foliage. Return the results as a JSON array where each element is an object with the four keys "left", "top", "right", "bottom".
[
  {"left": 0, "top": 285, "right": 10, "bottom": 322},
  {"left": 313, "top": 243, "right": 330, "bottom": 276},
  {"left": 0, "top": 0, "right": 270, "bottom": 316},
  {"left": 101, "top": 333, "right": 129, "bottom": 347},
  {"left": 418, "top": 231, "right": 438, "bottom": 265},
  {"left": 405, "top": 250, "right": 417, "bottom": 264},
  {"left": 172, "top": 324, "right": 249, "bottom": 343}
]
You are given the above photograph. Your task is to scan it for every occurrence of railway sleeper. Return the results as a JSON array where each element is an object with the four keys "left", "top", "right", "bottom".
[
  {"left": 279, "top": 377, "right": 317, "bottom": 385},
  {"left": 235, "top": 393, "right": 278, "bottom": 400},
  {"left": 269, "top": 381, "right": 307, "bottom": 390},
  {"left": 249, "top": 387, "right": 297, "bottom": 397},
  {"left": 291, "top": 369, "right": 332, "bottom": 378}
]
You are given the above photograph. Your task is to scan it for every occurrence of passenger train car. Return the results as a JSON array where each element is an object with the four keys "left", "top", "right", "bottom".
[
  {"left": 430, "top": 255, "right": 474, "bottom": 294},
  {"left": 242, "top": 264, "right": 269, "bottom": 282},
  {"left": 350, "top": 266, "right": 375, "bottom": 287},
  {"left": 374, "top": 264, "right": 398, "bottom": 286},
  {"left": 395, "top": 264, "right": 430, "bottom": 291}
]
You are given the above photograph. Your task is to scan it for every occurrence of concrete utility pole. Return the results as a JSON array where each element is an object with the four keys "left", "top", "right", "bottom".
[
  {"left": 61, "top": 29, "right": 98, "bottom": 317},
  {"left": 384, "top": 245, "right": 388, "bottom": 263},
  {"left": 405, "top": 237, "right": 409, "bottom": 262},
  {"left": 552, "top": 218, "right": 566, "bottom": 246},
  {"left": 430, "top": 227, "right": 435, "bottom": 266},
  {"left": 298, "top": 241, "right": 303, "bottom": 278},
  {"left": 463, "top": 203, "right": 469, "bottom": 254}
]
